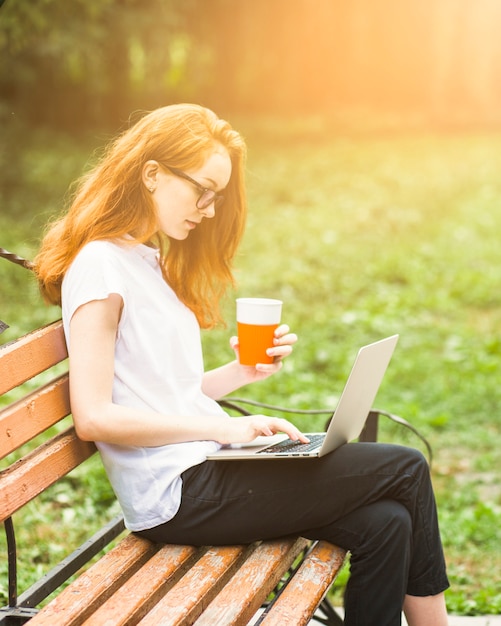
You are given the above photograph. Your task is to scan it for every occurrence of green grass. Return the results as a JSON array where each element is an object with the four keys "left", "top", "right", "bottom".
[{"left": 1, "top": 119, "right": 501, "bottom": 614}]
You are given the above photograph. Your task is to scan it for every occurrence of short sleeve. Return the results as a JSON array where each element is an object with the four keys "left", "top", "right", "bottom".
[{"left": 61, "top": 241, "right": 128, "bottom": 345}]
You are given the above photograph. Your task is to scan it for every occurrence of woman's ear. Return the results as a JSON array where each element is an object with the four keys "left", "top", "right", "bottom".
[{"left": 142, "top": 160, "right": 159, "bottom": 193}]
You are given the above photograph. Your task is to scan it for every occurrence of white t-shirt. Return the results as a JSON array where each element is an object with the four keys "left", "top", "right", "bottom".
[{"left": 62, "top": 240, "right": 223, "bottom": 531}]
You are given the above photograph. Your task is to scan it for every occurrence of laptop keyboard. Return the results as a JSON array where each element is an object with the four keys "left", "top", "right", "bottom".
[{"left": 256, "top": 433, "right": 325, "bottom": 455}]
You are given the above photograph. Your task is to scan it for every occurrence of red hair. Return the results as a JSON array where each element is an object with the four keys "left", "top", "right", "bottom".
[{"left": 34, "top": 104, "right": 247, "bottom": 328}]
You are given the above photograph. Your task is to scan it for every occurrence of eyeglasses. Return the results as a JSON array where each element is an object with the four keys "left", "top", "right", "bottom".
[{"left": 160, "top": 164, "right": 225, "bottom": 211}]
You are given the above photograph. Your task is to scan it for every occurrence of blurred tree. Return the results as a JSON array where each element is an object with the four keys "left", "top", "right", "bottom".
[
  {"left": 2, "top": 0, "right": 501, "bottom": 131},
  {"left": 0, "top": 0, "right": 196, "bottom": 130},
  {"left": 1, "top": 0, "right": 114, "bottom": 127}
]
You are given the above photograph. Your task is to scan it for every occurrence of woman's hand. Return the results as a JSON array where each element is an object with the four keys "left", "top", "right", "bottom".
[
  {"left": 201, "top": 324, "right": 298, "bottom": 400},
  {"left": 218, "top": 414, "right": 309, "bottom": 445},
  {"left": 229, "top": 323, "right": 298, "bottom": 384}
]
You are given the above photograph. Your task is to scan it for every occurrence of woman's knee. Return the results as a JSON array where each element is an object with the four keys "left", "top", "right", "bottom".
[
  {"left": 386, "top": 443, "right": 428, "bottom": 467},
  {"left": 382, "top": 444, "right": 431, "bottom": 485},
  {"left": 405, "top": 446, "right": 429, "bottom": 472}
]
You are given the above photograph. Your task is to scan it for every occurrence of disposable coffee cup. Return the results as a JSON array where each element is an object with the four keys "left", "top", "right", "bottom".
[{"left": 236, "top": 298, "right": 283, "bottom": 366}]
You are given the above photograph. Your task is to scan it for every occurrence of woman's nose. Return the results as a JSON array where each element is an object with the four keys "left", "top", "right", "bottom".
[{"left": 199, "top": 202, "right": 216, "bottom": 219}]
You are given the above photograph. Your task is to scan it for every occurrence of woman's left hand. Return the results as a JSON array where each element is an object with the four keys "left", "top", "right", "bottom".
[{"left": 230, "top": 324, "right": 298, "bottom": 383}]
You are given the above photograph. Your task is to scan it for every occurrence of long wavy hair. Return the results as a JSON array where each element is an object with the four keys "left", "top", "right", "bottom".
[{"left": 34, "top": 104, "right": 247, "bottom": 328}]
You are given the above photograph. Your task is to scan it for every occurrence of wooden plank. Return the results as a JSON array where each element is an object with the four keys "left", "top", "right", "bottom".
[
  {"left": 259, "top": 541, "right": 347, "bottom": 626},
  {"left": 84, "top": 544, "right": 203, "bottom": 626},
  {"left": 80, "top": 544, "right": 198, "bottom": 626},
  {"left": 0, "top": 427, "right": 96, "bottom": 521},
  {"left": 137, "top": 545, "right": 250, "bottom": 626},
  {"left": 0, "top": 374, "right": 70, "bottom": 459},
  {"left": 192, "top": 537, "right": 310, "bottom": 626},
  {"left": 0, "top": 320, "right": 67, "bottom": 395},
  {"left": 28, "top": 534, "right": 159, "bottom": 626}
]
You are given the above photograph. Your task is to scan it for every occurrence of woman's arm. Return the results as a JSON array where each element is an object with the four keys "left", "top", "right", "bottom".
[
  {"left": 68, "top": 295, "right": 227, "bottom": 446},
  {"left": 69, "top": 297, "right": 306, "bottom": 446}
]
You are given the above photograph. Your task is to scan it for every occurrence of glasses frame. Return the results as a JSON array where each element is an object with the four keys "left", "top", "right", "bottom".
[{"left": 160, "top": 164, "right": 224, "bottom": 211}]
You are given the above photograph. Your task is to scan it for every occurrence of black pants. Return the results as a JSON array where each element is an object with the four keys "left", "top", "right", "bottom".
[{"left": 136, "top": 443, "right": 449, "bottom": 626}]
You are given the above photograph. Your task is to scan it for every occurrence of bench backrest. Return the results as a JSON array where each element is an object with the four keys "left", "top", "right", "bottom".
[{"left": 0, "top": 320, "right": 96, "bottom": 523}]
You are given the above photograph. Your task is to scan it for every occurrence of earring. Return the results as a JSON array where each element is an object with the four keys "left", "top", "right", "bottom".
[{"left": 149, "top": 186, "right": 155, "bottom": 193}]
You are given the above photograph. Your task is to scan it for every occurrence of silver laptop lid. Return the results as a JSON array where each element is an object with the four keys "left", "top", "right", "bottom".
[{"left": 319, "top": 334, "right": 399, "bottom": 456}]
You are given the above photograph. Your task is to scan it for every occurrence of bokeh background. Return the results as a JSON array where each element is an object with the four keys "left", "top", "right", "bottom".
[{"left": 2, "top": 0, "right": 501, "bottom": 131}]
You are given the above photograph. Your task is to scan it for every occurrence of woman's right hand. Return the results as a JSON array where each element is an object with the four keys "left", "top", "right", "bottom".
[{"left": 218, "top": 415, "right": 310, "bottom": 445}]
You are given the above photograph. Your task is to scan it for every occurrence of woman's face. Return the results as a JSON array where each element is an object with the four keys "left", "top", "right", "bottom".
[{"left": 149, "top": 148, "right": 232, "bottom": 240}]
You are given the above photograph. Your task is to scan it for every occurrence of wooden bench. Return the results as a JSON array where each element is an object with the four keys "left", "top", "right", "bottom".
[{"left": 1, "top": 320, "right": 388, "bottom": 625}]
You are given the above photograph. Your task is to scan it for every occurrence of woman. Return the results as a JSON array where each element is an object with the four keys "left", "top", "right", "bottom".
[{"left": 35, "top": 103, "right": 449, "bottom": 626}]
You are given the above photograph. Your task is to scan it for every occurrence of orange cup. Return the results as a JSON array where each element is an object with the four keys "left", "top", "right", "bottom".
[{"left": 236, "top": 298, "right": 282, "bottom": 366}]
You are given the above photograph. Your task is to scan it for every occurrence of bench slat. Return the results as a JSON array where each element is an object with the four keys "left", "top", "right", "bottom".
[
  {"left": 0, "top": 321, "right": 67, "bottom": 395},
  {"left": 0, "top": 427, "right": 96, "bottom": 521},
  {"left": 137, "top": 545, "right": 249, "bottom": 626},
  {"left": 259, "top": 541, "right": 347, "bottom": 625},
  {"left": 0, "top": 374, "right": 70, "bottom": 459},
  {"left": 80, "top": 543, "right": 201, "bottom": 626},
  {"left": 191, "top": 537, "right": 310, "bottom": 626},
  {"left": 27, "top": 534, "right": 159, "bottom": 626}
]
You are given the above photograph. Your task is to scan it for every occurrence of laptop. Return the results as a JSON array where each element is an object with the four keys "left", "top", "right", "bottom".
[{"left": 207, "top": 334, "right": 399, "bottom": 460}]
